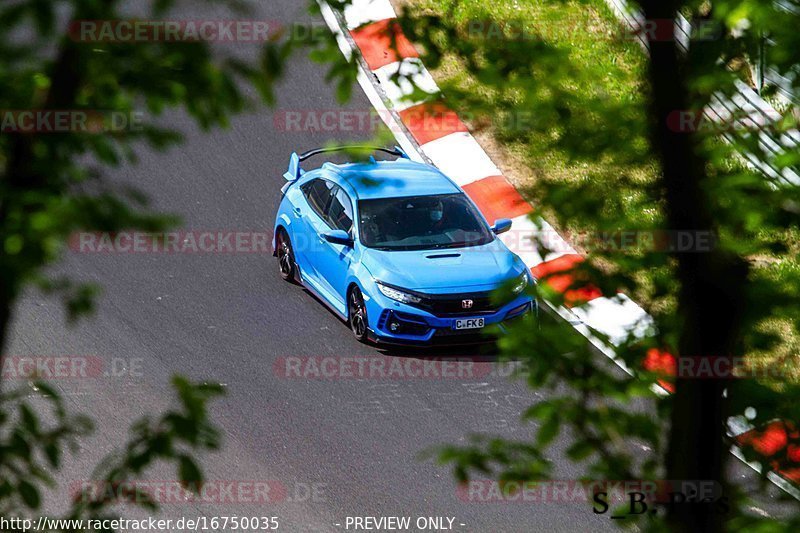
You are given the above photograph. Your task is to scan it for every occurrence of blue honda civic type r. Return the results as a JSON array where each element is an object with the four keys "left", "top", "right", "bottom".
[{"left": 272, "top": 146, "right": 536, "bottom": 345}]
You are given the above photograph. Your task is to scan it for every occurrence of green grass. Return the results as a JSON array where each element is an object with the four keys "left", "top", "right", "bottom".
[{"left": 401, "top": 0, "right": 650, "bottom": 190}]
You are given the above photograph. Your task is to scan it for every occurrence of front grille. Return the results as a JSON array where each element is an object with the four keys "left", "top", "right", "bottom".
[{"left": 415, "top": 291, "right": 506, "bottom": 316}]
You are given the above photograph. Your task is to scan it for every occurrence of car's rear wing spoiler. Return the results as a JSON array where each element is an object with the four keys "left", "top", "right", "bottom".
[{"left": 282, "top": 145, "right": 407, "bottom": 182}]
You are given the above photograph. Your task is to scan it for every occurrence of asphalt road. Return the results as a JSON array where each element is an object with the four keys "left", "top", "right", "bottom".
[{"left": 5, "top": 1, "right": 791, "bottom": 532}]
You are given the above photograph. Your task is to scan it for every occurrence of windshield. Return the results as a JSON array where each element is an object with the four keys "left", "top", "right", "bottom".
[{"left": 358, "top": 193, "right": 494, "bottom": 251}]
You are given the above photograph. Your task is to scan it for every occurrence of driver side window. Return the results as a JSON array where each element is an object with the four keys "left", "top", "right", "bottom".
[{"left": 326, "top": 186, "right": 354, "bottom": 233}]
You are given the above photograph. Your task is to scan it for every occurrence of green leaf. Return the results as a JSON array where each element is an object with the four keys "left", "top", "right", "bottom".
[
  {"left": 20, "top": 403, "right": 39, "bottom": 435},
  {"left": 566, "top": 440, "right": 594, "bottom": 461},
  {"left": 44, "top": 442, "right": 61, "bottom": 467},
  {"left": 336, "top": 78, "right": 353, "bottom": 104},
  {"left": 178, "top": 455, "right": 203, "bottom": 490},
  {"left": 10, "top": 431, "right": 31, "bottom": 459},
  {"left": 537, "top": 415, "right": 560, "bottom": 447},
  {"left": 19, "top": 480, "right": 40, "bottom": 509},
  {"left": 522, "top": 401, "right": 556, "bottom": 421}
]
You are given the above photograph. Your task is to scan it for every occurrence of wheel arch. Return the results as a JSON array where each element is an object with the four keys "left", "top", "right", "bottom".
[
  {"left": 273, "top": 224, "right": 289, "bottom": 256},
  {"left": 345, "top": 282, "right": 361, "bottom": 320}
]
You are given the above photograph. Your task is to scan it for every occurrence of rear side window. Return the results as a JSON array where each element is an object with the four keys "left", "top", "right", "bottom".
[
  {"left": 327, "top": 186, "right": 354, "bottom": 233},
  {"left": 301, "top": 179, "right": 335, "bottom": 221}
]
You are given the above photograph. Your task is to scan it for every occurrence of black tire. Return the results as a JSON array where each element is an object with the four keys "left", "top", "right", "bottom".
[
  {"left": 276, "top": 229, "right": 296, "bottom": 282},
  {"left": 348, "top": 287, "right": 369, "bottom": 343}
]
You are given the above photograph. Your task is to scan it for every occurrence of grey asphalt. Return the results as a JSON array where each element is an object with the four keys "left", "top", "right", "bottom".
[{"left": 5, "top": 1, "right": 791, "bottom": 532}]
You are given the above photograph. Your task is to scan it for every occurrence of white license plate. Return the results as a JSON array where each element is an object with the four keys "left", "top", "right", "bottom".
[{"left": 454, "top": 318, "right": 485, "bottom": 330}]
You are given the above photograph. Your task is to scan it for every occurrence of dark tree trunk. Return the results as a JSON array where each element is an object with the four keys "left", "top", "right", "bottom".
[
  {"left": 637, "top": 1, "right": 749, "bottom": 531},
  {"left": 0, "top": 42, "right": 83, "bottom": 386}
]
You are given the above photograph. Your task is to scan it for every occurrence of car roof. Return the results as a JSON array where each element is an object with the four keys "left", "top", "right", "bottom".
[{"left": 313, "top": 159, "right": 461, "bottom": 200}]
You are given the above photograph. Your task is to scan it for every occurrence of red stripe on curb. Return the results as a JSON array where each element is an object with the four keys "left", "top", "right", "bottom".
[
  {"left": 531, "top": 254, "right": 602, "bottom": 306},
  {"left": 462, "top": 175, "right": 533, "bottom": 223},
  {"left": 642, "top": 348, "right": 677, "bottom": 392},
  {"left": 735, "top": 421, "right": 800, "bottom": 484},
  {"left": 349, "top": 18, "right": 418, "bottom": 71},
  {"left": 398, "top": 102, "right": 468, "bottom": 145},
  {"left": 640, "top": 350, "right": 800, "bottom": 485}
]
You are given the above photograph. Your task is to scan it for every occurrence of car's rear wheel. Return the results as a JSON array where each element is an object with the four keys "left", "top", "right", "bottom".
[
  {"left": 276, "top": 229, "right": 296, "bottom": 282},
  {"left": 348, "top": 287, "right": 369, "bottom": 343}
]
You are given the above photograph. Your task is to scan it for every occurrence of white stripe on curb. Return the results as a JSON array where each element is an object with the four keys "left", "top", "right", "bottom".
[
  {"left": 421, "top": 132, "right": 501, "bottom": 186},
  {"left": 498, "top": 215, "right": 577, "bottom": 268},
  {"left": 499, "top": 215, "right": 545, "bottom": 267},
  {"left": 343, "top": 0, "right": 397, "bottom": 29},
  {"left": 570, "top": 294, "right": 653, "bottom": 345},
  {"left": 537, "top": 219, "right": 578, "bottom": 259},
  {"left": 373, "top": 59, "right": 441, "bottom": 111}
]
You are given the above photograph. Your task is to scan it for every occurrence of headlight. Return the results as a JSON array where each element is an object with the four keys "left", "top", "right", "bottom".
[
  {"left": 376, "top": 281, "right": 422, "bottom": 304},
  {"left": 511, "top": 270, "right": 529, "bottom": 295}
]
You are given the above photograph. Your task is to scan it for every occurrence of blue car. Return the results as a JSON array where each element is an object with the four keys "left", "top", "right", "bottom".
[{"left": 272, "top": 146, "right": 536, "bottom": 345}]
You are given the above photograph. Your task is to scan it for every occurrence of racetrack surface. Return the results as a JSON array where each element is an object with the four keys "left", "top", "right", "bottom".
[{"left": 5, "top": 1, "right": 791, "bottom": 531}]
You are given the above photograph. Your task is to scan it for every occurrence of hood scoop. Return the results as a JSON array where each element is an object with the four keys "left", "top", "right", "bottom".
[{"left": 425, "top": 253, "right": 462, "bottom": 259}]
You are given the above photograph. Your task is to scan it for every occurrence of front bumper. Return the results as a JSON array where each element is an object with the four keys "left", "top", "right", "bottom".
[{"left": 364, "top": 289, "right": 536, "bottom": 346}]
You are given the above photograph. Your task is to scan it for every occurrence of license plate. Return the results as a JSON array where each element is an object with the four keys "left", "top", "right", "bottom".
[{"left": 454, "top": 318, "right": 484, "bottom": 330}]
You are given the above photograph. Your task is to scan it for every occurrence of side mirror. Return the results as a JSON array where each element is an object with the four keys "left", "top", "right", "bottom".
[
  {"left": 322, "top": 229, "right": 354, "bottom": 247},
  {"left": 491, "top": 218, "right": 512, "bottom": 235}
]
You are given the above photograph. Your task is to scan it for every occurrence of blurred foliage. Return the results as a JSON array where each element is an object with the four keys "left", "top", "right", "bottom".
[{"left": 0, "top": 376, "right": 223, "bottom": 528}]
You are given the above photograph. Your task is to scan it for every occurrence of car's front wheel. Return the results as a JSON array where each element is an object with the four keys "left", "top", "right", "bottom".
[
  {"left": 348, "top": 287, "right": 369, "bottom": 343},
  {"left": 276, "top": 229, "right": 296, "bottom": 282}
]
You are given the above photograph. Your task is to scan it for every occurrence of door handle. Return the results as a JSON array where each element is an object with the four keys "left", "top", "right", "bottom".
[{"left": 292, "top": 207, "right": 302, "bottom": 217}]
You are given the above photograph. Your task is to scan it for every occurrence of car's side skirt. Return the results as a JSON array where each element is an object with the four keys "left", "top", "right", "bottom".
[{"left": 300, "top": 272, "right": 348, "bottom": 320}]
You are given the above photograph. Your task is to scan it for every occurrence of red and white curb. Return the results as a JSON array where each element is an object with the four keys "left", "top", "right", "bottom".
[{"left": 317, "top": 0, "right": 800, "bottom": 498}]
